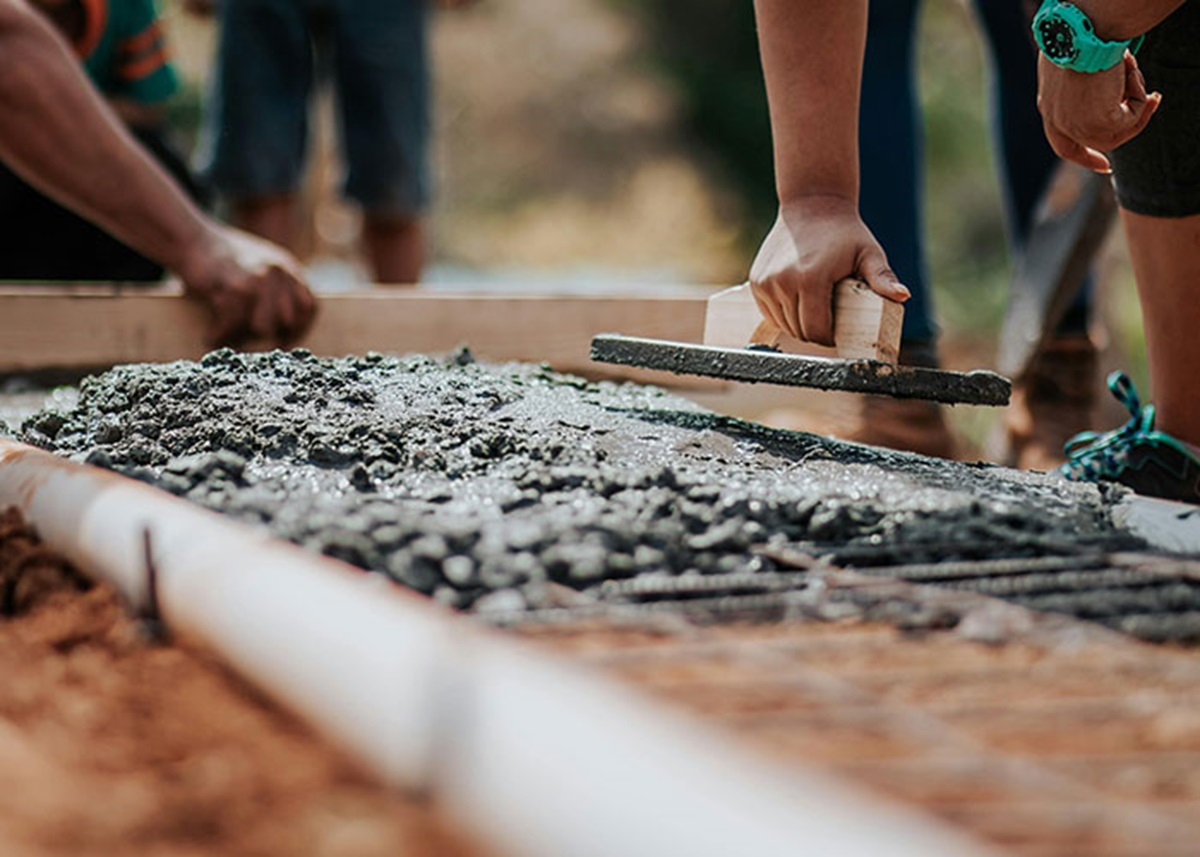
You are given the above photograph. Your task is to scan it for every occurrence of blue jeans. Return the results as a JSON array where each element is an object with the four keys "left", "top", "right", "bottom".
[
  {"left": 860, "top": 0, "right": 1090, "bottom": 345},
  {"left": 198, "top": 0, "right": 431, "bottom": 216}
]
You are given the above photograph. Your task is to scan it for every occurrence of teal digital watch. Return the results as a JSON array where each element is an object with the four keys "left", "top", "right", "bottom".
[{"left": 1032, "top": 0, "right": 1144, "bottom": 73}]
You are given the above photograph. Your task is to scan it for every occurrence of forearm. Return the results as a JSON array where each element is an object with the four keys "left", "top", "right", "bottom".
[
  {"left": 752, "top": 0, "right": 866, "bottom": 205},
  {"left": 0, "top": 2, "right": 213, "bottom": 275},
  {"left": 1072, "top": 0, "right": 1189, "bottom": 40}
]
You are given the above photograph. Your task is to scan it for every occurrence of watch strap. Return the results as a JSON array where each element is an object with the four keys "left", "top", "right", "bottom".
[{"left": 1034, "top": 1, "right": 1141, "bottom": 73}]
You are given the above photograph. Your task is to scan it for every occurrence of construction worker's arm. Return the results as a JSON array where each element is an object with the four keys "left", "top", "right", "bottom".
[
  {"left": 747, "top": 0, "right": 908, "bottom": 347},
  {"left": 0, "top": 0, "right": 315, "bottom": 346},
  {"left": 1036, "top": 0, "right": 1187, "bottom": 173}
]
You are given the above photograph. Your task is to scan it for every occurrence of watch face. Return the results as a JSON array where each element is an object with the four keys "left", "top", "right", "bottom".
[{"left": 1038, "top": 15, "right": 1079, "bottom": 62}]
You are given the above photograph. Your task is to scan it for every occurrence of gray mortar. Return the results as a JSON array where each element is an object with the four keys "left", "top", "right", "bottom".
[
  {"left": 19, "top": 348, "right": 1135, "bottom": 612},
  {"left": 591, "top": 334, "right": 1012, "bottom": 405}
]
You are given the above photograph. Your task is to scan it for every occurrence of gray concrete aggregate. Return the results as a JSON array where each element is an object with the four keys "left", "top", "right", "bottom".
[{"left": 18, "top": 348, "right": 1137, "bottom": 611}]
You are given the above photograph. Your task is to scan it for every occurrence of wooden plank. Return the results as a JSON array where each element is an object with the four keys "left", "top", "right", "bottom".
[
  {"left": 702, "top": 280, "right": 902, "bottom": 363},
  {"left": 831, "top": 279, "right": 902, "bottom": 363},
  {"left": 0, "top": 284, "right": 718, "bottom": 387}
]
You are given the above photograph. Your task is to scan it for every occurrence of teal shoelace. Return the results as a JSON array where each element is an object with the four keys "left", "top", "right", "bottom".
[{"left": 1060, "top": 371, "right": 1200, "bottom": 481}]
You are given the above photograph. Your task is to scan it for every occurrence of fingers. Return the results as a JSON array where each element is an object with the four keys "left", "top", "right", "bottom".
[
  {"left": 1037, "top": 52, "right": 1160, "bottom": 175},
  {"left": 1128, "top": 91, "right": 1162, "bottom": 137},
  {"left": 748, "top": 274, "right": 816, "bottom": 343},
  {"left": 205, "top": 290, "right": 252, "bottom": 348},
  {"left": 858, "top": 250, "right": 909, "bottom": 303},
  {"left": 1118, "top": 61, "right": 1160, "bottom": 144},
  {"left": 1044, "top": 123, "right": 1112, "bottom": 173},
  {"left": 200, "top": 273, "right": 316, "bottom": 349},
  {"left": 248, "top": 273, "right": 318, "bottom": 345},
  {"left": 750, "top": 283, "right": 789, "bottom": 340},
  {"left": 747, "top": 203, "right": 895, "bottom": 347},
  {"left": 1123, "top": 52, "right": 1147, "bottom": 102},
  {"left": 273, "top": 277, "right": 297, "bottom": 333},
  {"left": 774, "top": 281, "right": 802, "bottom": 341},
  {"left": 277, "top": 276, "right": 318, "bottom": 346},
  {"left": 249, "top": 280, "right": 277, "bottom": 342},
  {"left": 795, "top": 278, "right": 833, "bottom": 346},
  {"left": 750, "top": 274, "right": 833, "bottom": 345},
  {"left": 294, "top": 286, "right": 318, "bottom": 341}
]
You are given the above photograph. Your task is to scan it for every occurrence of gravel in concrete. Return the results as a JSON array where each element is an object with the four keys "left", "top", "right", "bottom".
[{"left": 18, "top": 349, "right": 1137, "bottom": 610}]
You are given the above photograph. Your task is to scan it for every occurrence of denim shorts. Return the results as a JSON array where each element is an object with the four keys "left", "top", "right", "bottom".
[
  {"left": 1110, "top": 1, "right": 1200, "bottom": 218},
  {"left": 199, "top": 0, "right": 430, "bottom": 216}
]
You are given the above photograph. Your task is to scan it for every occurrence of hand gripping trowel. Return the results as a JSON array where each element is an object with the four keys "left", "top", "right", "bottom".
[{"left": 590, "top": 280, "right": 1011, "bottom": 406}]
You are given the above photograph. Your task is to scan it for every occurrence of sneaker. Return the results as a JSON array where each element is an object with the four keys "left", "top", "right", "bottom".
[
  {"left": 843, "top": 341, "right": 959, "bottom": 459},
  {"left": 1060, "top": 371, "right": 1200, "bottom": 504},
  {"left": 1002, "top": 335, "right": 1097, "bottom": 471}
]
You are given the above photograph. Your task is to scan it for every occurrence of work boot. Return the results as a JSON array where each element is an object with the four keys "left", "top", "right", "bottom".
[
  {"left": 1003, "top": 334, "right": 1098, "bottom": 471},
  {"left": 843, "top": 342, "right": 959, "bottom": 460}
]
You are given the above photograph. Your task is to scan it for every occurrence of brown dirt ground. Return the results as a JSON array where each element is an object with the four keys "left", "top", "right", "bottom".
[
  {"left": 0, "top": 509, "right": 477, "bottom": 857},
  {"left": 519, "top": 601, "right": 1200, "bottom": 857}
]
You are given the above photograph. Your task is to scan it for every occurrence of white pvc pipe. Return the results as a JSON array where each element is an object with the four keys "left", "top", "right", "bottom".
[
  {"left": 0, "top": 439, "right": 997, "bottom": 857},
  {"left": 1113, "top": 495, "right": 1200, "bottom": 555}
]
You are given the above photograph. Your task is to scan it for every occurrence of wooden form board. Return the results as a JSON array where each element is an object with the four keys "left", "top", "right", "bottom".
[{"left": 0, "top": 284, "right": 718, "bottom": 387}]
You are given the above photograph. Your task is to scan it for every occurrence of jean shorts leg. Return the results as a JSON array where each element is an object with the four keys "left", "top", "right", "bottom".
[
  {"left": 329, "top": 0, "right": 431, "bottom": 217},
  {"left": 198, "top": 0, "right": 315, "bottom": 199}
]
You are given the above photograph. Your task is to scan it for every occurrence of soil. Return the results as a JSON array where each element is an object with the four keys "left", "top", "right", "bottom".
[
  {"left": 0, "top": 508, "right": 476, "bottom": 857},
  {"left": 19, "top": 349, "right": 1137, "bottom": 616},
  {"left": 521, "top": 614, "right": 1200, "bottom": 856}
]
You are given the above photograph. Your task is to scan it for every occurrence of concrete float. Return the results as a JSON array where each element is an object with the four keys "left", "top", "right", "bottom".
[{"left": 0, "top": 437, "right": 997, "bottom": 857}]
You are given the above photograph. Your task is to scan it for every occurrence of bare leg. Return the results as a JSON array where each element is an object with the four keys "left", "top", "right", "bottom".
[
  {"left": 1120, "top": 208, "right": 1200, "bottom": 446},
  {"left": 363, "top": 212, "right": 424, "bottom": 284},
  {"left": 231, "top": 194, "right": 300, "bottom": 254}
]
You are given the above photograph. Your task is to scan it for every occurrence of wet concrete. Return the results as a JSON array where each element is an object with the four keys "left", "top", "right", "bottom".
[
  {"left": 17, "top": 349, "right": 1134, "bottom": 611},
  {"left": 591, "top": 335, "right": 1012, "bottom": 405}
]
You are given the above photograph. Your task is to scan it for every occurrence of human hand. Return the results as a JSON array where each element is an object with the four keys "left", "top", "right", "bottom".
[
  {"left": 748, "top": 196, "right": 908, "bottom": 346},
  {"left": 178, "top": 225, "right": 317, "bottom": 347},
  {"left": 1037, "top": 51, "right": 1161, "bottom": 173}
]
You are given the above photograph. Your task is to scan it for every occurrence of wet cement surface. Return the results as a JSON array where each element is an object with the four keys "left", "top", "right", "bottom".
[{"left": 13, "top": 349, "right": 1136, "bottom": 612}]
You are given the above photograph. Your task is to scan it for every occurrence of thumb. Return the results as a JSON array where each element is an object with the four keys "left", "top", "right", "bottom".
[
  {"left": 203, "top": 291, "right": 250, "bottom": 347},
  {"left": 1129, "top": 91, "right": 1162, "bottom": 133},
  {"left": 859, "top": 250, "right": 910, "bottom": 302}
]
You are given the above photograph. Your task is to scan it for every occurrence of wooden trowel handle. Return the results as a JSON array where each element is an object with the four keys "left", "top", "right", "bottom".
[
  {"left": 704, "top": 278, "right": 902, "bottom": 364},
  {"left": 749, "top": 320, "right": 783, "bottom": 350}
]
